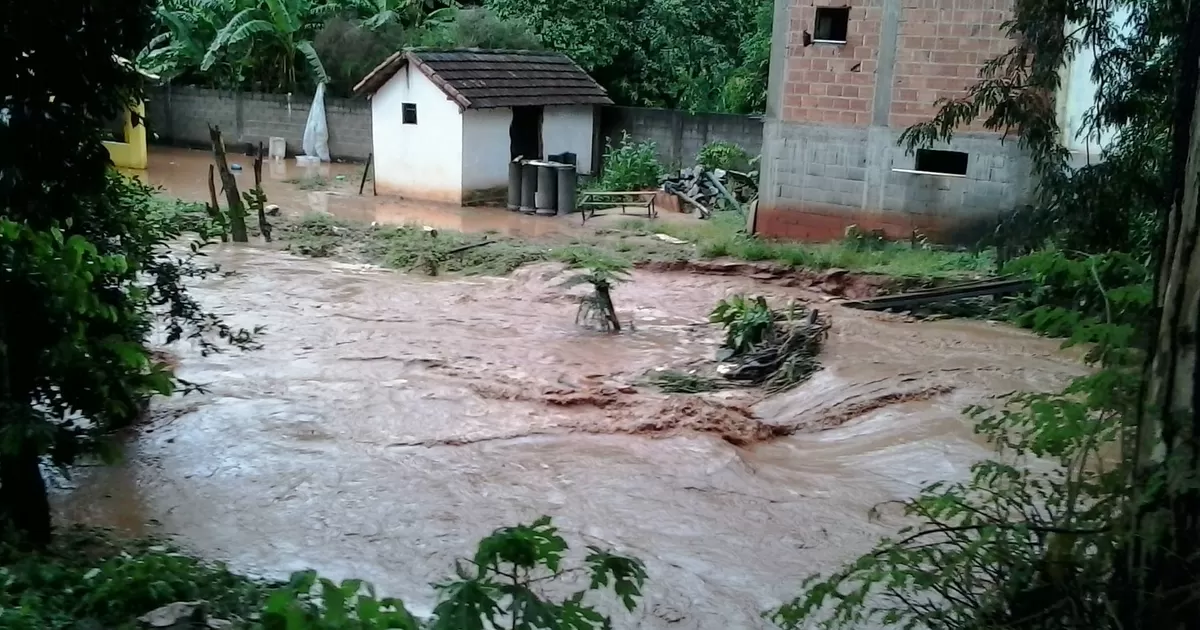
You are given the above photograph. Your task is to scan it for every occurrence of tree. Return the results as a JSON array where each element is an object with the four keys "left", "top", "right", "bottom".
[
  {"left": 1, "top": 0, "right": 254, "bottom": 546},
  {"left": 1113, "top": 1, "right": 1200, "bottom": 623}
]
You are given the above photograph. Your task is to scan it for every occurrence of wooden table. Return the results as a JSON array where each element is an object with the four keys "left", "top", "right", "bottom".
[{"left": 578, "top": 190, "right": 657, "bottom": 223}]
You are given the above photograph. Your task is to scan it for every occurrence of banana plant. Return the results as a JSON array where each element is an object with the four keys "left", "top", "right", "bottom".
[
  {"left": 139, "top": 0, "right": 245, "bottom": 85},
  {"left": 346, "top": 0, "right": 459, "bottom": 31},
  {"left": 200, "top": 0, "right": 334, "bottom": 91}
]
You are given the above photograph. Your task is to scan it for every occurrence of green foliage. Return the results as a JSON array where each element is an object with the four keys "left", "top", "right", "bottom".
[
  {"left": 486, "top": 0, "right": 768, "bottom": 112},
  {"left": 709, "top": 297, "right": 830, "bottom": 392},
  {"left": 313, "top": 9, "right": 540, "bottom": 97},
  {"left": 143, "top": 0, "right": 339, "bottom": 92},
  {"left": 414, "top": 7, "right": 542, "bottom": 50},
  {"left": 262, "top": 517, "right": 646, "bottom": 629},
  {"left": 1, "top": 0, "right": 256, "bottom": 544},
  {"left": 696, "top": 141, "right": 751, "bottom": 172},
  {"left": 594, "top": 133, "right": 664, "bottom": 192},
  {"left": 147, "top": 0, "right": 767, "bottom": 111},
  {"left": 710, "top": 295, "right": 774, "bottom": 355},
  {"left": 0, "top": 530, "right": 271, "bottom": 630},
  {"left": 1004, "top": 250, "right": 1151, "bottom": 364},
  {"left": 561, "top": 254, "right": 631, "bottom": 333}
]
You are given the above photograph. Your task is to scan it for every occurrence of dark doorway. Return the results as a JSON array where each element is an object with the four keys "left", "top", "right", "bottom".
[{"left": 510, "top": 106, "right": 542, "bottom": 161}]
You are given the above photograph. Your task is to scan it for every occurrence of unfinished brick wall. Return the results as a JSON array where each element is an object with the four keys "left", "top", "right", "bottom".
[
  {"left": 783, "top": 0, "right": 881, "bottom": 126},
  {"left": 759, "top": 0, "right": 1028, "bottom": 244},
  {"left": 889, "top": 0, "right": 1014, "bottom": 128}
]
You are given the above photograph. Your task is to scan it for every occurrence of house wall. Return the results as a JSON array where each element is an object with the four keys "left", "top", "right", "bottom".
[
  {"left": 758, "top": 0, "right": 1029, "bottom": 243},
  {"left": 542, "top": 106, "right": 597, "bottom": 175},
  {"left": 462, "top": 108, "right": 513, "bottom": 196},
  {"left": 372, "top": 66, "right": 464, "bottom": 203}
]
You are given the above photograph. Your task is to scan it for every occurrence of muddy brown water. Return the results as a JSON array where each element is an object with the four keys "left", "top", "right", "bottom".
[{"left": 58, "top": 150, "right": 1087, "bottom": 627}]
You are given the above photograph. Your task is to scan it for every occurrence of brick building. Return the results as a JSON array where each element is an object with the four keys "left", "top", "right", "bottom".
[{"left": 754, "top": 0, "right": 1033, "bottom": 242}]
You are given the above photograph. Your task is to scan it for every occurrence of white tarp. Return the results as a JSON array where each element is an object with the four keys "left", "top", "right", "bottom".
[{"left": 302, "top": 83, "right": 331, "bottom": 162}]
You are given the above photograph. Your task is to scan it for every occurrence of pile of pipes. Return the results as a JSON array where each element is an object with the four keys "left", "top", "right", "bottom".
[{"left": 660, "top": 166, "right": 745, "bottom": 218}]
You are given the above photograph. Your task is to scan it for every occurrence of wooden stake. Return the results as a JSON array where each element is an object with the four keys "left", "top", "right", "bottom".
[
  {"left": 208, "top": 124, "right": 248, "bottom": 243},
  {"left": 206, "top": 163, "right": 228, "bottom": 243},
  {"left": 253, "top": 142, "right": 272, "bottom": 242},
  {"left": 359, "top": 152, "right": 373, "bottom": 195}
]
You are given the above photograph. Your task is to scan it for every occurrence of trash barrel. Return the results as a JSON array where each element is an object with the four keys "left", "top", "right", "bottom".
[
  {"left": 519, "top": 160, "right": 538, "bottom": 214},
  {"left": 534, "top": 161, "right": 558, "bottom": 216},
  {"left": 506, "top": 159, "right": 522, "bottom": 211},
  {"left": 555, "top": 163, "right": 577, "bottom": 215}
]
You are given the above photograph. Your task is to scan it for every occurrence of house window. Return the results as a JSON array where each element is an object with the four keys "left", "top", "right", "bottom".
[
  {"left": 402, "top": 102, "right": 417, "bottom": 125},
  {"left": 813, "top": 7, "right": 850, "bottom": 43},
  {"left": 915, "top": 149, "right": 969, "bottom": 176}
]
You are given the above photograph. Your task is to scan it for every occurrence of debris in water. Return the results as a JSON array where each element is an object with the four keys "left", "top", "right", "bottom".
[{"left": 654, "top": 233, "right": 689, "bottom": 245}]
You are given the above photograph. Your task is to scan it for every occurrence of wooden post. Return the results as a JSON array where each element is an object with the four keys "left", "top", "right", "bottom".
[
  {"left": 208, "top": 124, "right": 249, "bottom": 243},
  {"left": 253, "top": 142, "right": 272, "bottom": 242},
  {"left": 359, "top": 152, "right": 373, "bottom": 195},
  {"left": 206, "top": 163, "right": 228, "bottom": 242}
]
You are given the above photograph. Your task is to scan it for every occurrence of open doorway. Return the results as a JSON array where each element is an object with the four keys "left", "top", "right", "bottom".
[{"left": 510, "top": 106, "right": 542, "bottom": 161}]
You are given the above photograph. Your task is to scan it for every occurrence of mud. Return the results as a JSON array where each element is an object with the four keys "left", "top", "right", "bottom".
[
  {"left": 50, "top": 238, "right": 1088, "bottom": 628},
  {"left": 54, "top": 150, "right": 1089, "bottom": 627}
]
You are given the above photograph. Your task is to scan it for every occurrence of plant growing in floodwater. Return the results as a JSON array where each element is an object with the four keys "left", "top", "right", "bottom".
[
  {"left": 561, "top": 255, "right": 631, "bottom": 333},
  {"left": 710, "top": 294, "right": 775, "bottom": 355}
]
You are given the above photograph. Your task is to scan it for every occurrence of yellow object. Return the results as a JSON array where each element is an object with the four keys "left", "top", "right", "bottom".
[{"left": 103, "top": 101, "right": 148, "bottom": 170}]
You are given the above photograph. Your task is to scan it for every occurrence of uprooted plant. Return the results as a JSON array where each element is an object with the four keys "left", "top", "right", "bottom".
[
  {"left": 561, "top": 256, "right": 631, "bottom": 333},
  {"left": 710, "top": 295, "right": 831, "bottom": 392}
]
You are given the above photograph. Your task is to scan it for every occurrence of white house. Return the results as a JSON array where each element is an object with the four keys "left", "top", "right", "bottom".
[{"left": 353, "top": 49, "right": 613, "bottom": 205}]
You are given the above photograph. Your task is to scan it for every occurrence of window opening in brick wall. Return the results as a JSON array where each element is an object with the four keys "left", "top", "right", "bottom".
[
  {"left": 915, "top": 149, "right": 968, "bottom": 176},
  {"left": 402, "top": 102, "right": 417, "bottom": 125},
  {"left": 813, "top": 7, "right": 850, "bottom": 43}
]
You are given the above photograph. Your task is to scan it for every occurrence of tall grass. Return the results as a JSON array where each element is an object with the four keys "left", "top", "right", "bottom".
[{"left": 617, "top": 214, "right": 995, "bottom": 278}]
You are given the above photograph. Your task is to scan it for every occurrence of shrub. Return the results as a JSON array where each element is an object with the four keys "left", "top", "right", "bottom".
[
  {"left": 594, "top": 133, "right": 664, "bottom": 191},
  {"left": 696, "top": 140, "right": 751, "bottom": 171}
]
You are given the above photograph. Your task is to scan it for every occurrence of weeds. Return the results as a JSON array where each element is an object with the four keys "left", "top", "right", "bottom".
[
  {"left": 283, "top": 175, "right": 331, "bottom": 190},
  {"left": 619, "top": 214, "right": 994, "bottom": 279},
  {"left": 641, "top": 370, "right": 725, "bottom": 393},
  {"left": 711, "top": 296, "right": 831, "bottom": 392},
  {"left": 696, "top": 141, "right": 751, "bottom": 172},
  {"left": 593, "top": 132, "right": 664, "bottom": 192}
]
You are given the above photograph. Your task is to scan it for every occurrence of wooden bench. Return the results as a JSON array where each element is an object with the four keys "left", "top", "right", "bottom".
[{"left": 578, "top": 190, "right": 657, "bottom": 224}]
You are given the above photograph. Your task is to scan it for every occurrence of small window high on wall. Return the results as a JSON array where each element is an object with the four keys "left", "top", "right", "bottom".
[
  {"left": 402, "top": 103, "right": 417, "bottom": 125},
  {"left": 813, "top": 7, "right": 850, "bottom": 43},
  {"left": 915, "top": 149, "right": 969, "bottom": 176}
]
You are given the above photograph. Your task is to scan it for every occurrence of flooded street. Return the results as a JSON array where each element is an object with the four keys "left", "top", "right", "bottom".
[{"left": 60, "top": 148, "right": 1089, "bottom": 627}]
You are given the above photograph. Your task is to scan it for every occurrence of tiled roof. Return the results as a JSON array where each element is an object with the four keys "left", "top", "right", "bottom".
[{"left": 353, "top": 49, "right": 613, "bottom": 109}]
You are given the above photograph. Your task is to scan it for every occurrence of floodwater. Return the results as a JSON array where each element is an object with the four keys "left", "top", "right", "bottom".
[
  {"left": 135, "top": 147, "right": 592, "bottom": 238},
  {"left": 57, "top": 149, "right": 1087, "bottom": 627}
]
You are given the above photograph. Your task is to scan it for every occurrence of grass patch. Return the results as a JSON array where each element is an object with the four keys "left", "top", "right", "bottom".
[
  {"left": 275, "top": 214, "right": 691, "bottom": 275},
  {"left": 282, "top": 175, "right": 330, "bottom": 190},
  {"left": 640, "top": 370, "right": 725, "bottom": 393},
  {"left": 618, "top": 213, "right": 994, "bottom": 279}
]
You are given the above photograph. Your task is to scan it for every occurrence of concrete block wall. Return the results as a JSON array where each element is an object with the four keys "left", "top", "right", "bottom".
[
  {"left": 757, "top": 121, "right": 1031, "bottom": 241},
  {"left": 599, "top": 107, "right": 764, "bottom": 169},
  {"left": 759, "top": 0, "right": 1029, "bottom": 243},
  {"left": 144, "top": 86, "right": 373, "bottom": 161}
]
